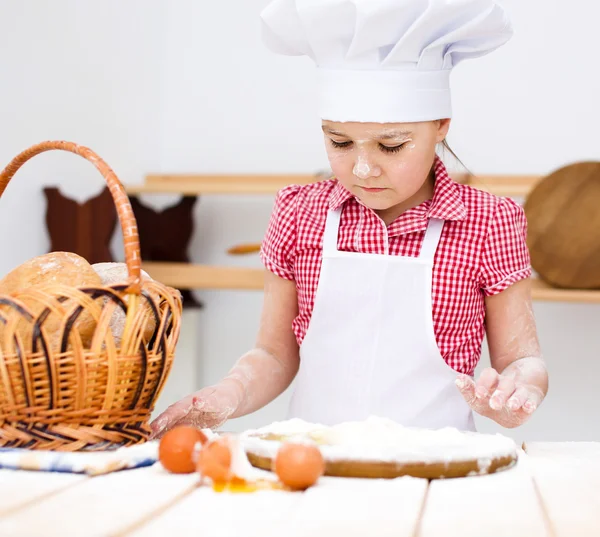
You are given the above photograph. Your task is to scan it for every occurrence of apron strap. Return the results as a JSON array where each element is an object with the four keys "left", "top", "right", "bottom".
[
  {"left": 323, "top": 208, "right": 342, "bottom": 253},
  {"left": 419, "top": 218, "right": 445, "bottom": 262}
]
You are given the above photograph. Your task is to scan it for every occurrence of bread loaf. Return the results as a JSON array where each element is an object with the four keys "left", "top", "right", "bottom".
[
  {"left": 0, "top": 252, "right": 102, "bottom": 348},
  {"left": 0, "top": 251, "right": 102, "bottom": 293},
  {"left": 92, "top": 262, "right": 159, "bottom": 346}
]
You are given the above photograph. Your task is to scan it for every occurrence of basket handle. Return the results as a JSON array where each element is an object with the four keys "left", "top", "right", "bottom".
[{"left": 0, "top": 141, "right": 142, "bottom": 294}]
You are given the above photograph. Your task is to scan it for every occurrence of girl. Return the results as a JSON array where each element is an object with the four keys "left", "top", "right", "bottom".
[{"left": 151, "top": 0, "right": 548, "bottom": 438}]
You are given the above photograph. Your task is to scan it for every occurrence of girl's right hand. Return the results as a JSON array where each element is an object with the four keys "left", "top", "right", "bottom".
[
  {"left": 149, "top": 273, "right": 300, "bottom": 440},
  {"left": 149, "top": 384, "right": 241, "bottom": 439}
]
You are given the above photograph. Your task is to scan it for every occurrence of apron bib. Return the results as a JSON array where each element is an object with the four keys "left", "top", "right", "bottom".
[{"left": 288, "top": 207, "right": 475, "bottom": 431}]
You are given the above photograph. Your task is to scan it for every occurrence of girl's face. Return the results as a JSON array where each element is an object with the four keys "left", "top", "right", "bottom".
[{"left": 322, "top": 119, "right": 451, "bottom": 217}]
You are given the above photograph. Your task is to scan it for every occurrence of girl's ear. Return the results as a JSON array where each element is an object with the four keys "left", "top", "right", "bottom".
[{"left": 436, "top": 118, "right": 451, "bottom": 143}]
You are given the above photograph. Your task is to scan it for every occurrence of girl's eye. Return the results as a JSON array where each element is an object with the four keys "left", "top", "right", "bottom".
[
  {"left": 379, "top": 143, "right": 407, "bottom": 154},
  {"left": 328, "top": 139, "right": 408, "bottom": 153},
  {"left": 329, "top": 139, "right": 352, "bottom": 149}
]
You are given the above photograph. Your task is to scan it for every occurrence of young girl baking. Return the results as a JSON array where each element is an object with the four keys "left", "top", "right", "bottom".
[{"left": 151, "top": 0, "right": 549, "bottom": 438}]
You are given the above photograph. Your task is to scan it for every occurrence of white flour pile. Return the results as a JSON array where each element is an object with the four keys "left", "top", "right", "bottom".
[{"left": 241, "top": 416, "right": 517, "bottom": 468}]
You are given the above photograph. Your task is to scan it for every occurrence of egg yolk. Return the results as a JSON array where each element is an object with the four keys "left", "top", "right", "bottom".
[{"left": 197, "top": 437, "right": 233, "bottom": 483}]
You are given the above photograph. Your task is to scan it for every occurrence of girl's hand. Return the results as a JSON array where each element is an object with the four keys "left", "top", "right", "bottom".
[
  {"left": 455, "top": 361, "right": 546, "bottom": 428},
  {"left": 150, "top": 272, "right": 300, "bottom": 440},
  {"left": 150, "top": 383, "right": 241, "bottom": 439},
  {"left": 470, "top": 279, "right": 548, "bottom": 428}
]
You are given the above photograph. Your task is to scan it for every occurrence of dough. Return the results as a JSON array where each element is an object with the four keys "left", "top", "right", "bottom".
[
  {"left": 242, "top": 416, "right": 518, "bottom": 479},
  {"left": 0, "top": 251, "right": 102, "bottom": 349},
  {"left": 92, "top": 262, "right": 159, "bottom": 346}
]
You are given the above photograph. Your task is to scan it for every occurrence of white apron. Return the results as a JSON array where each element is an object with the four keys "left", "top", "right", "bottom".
[{"left": 288, "top": 207, "right": 475, "bottom": 431}]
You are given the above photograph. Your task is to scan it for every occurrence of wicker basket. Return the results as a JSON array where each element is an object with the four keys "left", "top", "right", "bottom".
[{"left": 0, "top": 141, "right": 182, "bottom": 452}]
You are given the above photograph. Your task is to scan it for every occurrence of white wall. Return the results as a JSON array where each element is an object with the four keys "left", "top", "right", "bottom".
[
  {"left": 0, "top": 1, "right": 598, "bottom": 444},
  {"left": 0, "top": 0, "right": 166, "bottom": 271}
]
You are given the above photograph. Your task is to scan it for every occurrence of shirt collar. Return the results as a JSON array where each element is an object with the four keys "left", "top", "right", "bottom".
[
  {"left": 329, "top": 179, "right": 354, "bottom": 210},
  {"left": 328, "top": 155, "right": 467, "bottom": 226},
  {"left": 427, "top": 156, "right": 468, "bottom": 222}
]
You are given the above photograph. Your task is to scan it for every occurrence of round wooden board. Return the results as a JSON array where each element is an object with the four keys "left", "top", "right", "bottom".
[
  {"left": 246, "top": 450, "right": 517, "bottom": 480},
  {"left": 524, "top": 161, "right": 600, "bottom": 289}
]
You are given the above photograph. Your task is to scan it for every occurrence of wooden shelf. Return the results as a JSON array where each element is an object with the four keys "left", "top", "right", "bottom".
[
  {"left": 141, "top": 262, "right": 264, "bottom": 290},
  {"left": 126, "top": 174, "right": 320, "bottom": 196},
  {"left": 125, "top": 173, "right": 541, "bottom": 198},
  {"left": 142, "top": 262, "right": 600, "bottom": 303},
  {"left": 461, "top": 175, "right": 541, "bottom": 197},
  {"left": 530, "top": 279, "right": 600, "bottom": 304},
  {"left": 133, "top": 173, "right": 599, "bottom": 304}
]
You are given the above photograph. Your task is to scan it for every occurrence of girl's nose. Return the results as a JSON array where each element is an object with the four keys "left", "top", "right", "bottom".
[{"left": 353, "top": 154, "right": 381, "bottom": 179}]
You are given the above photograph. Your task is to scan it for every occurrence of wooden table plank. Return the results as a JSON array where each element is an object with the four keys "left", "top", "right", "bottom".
[
  {"left": 0, "top": 464, "right": 198, "bottom": 537},
  {"left": 524, "top": 441, "right": 600, "bottom": 460},
  {"left": 525, "top": 442, "right": 600, "bottom": 537},
  {"left": 0, "top": 469, "right": 86, "bottom": 517},
  {"left": 2, "top": 442, "right": 597, "bottom": 537},
  {"left": 419, "top": 451, "right": 550, "bottom": 537},
  {"left": 127, "top": 486, "right": 300, "bottom": 537},
  {"left": 261, "top": 476, "right": 428, "bottom": 537}
]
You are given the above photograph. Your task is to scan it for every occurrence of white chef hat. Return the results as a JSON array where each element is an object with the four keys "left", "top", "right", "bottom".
[{"left": 260, "top": 0, "right": 513, "bottom": 123}]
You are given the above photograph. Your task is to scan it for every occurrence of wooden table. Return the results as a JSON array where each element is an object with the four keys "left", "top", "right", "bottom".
[{"left": 0, "top": 442, "right": 598, "bottom": 536}]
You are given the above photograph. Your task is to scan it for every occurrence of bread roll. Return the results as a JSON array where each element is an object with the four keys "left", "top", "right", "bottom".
[
  {"left": 92, "top": 262, "right": 159, "bottom": 346},
  {"left": 0, "top": 251, "right": 102, "bottom": 293},
  {"left": 0, "top": 252, "right": 102, "bottom": 349}
]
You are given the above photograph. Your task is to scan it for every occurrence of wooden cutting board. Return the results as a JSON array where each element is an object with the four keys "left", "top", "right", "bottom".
[
  {"left": 245, "top": 449, "right": 517, "bottom": 480},
  {"left": 242, "top": 422, "right": 519, "bottom": 480},
  {"left": 523, "top": 162, "right": 600, "bottom": 289}
]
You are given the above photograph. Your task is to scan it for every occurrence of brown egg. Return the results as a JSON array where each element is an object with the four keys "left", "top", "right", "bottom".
[
  {"left": 197, "top": 437, "right": 233, "bottom": 483},
  {"left": 158, "top": 426, "right": 208, "bottom": 474},
  {"left": 274, "top": 442, "right": 325, "bottom": 490}
]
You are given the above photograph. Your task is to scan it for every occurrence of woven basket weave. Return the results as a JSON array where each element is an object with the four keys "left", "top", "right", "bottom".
[{"left": 0, "top": 141, "right": 182, "bottom": 452}]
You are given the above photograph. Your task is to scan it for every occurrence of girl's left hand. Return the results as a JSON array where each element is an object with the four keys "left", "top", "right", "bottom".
[{"left": 456, "top": 366, "right": 545, "bottom": 428}]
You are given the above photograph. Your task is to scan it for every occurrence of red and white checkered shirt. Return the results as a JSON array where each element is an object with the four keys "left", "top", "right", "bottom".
[{"left": 260, "top": 156, "right": 531, "bottom": 375}]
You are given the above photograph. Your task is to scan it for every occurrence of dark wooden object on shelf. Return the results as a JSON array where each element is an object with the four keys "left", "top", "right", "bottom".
[
  {"left": 129, "top": 195, "right": 202, "bottom": 308},
  {"left": 43, "top": 187, "right": 202, "bottom": 308},
  {"left": 44, "top": 186, "right": 117, "bottom": 264}
]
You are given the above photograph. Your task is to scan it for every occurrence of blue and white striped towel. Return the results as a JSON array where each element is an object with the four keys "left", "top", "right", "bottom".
[{"left": 0, "top": 441, "right": 159, "bottom": 476}]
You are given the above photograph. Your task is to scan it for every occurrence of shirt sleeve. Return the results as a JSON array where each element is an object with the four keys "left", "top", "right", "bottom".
[
  {"left": 259, "top": 185, "right": 300, "bottom": 281},
  {"left": 479, "top": 196, "right": 532, "bottom": 296}
]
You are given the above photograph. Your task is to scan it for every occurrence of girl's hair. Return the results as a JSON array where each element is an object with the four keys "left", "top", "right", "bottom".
[{"left": 439, "top": 139, "right": 472, "bottom": 178}]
